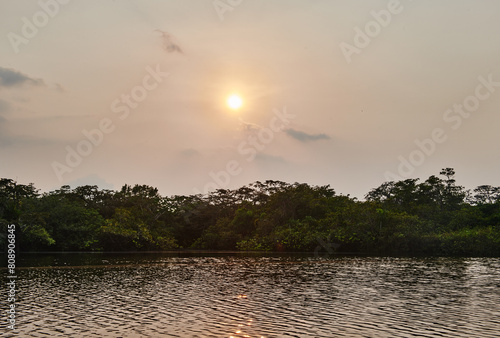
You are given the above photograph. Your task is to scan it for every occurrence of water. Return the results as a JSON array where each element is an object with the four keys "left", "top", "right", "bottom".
[{"left": 2, "top": 253, "right": 500, "bottom": 337}]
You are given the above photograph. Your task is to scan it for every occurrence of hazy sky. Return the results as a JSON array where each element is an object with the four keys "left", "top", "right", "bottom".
[{"left": 1, "top": 0, "right": 499, "bottom": 199}]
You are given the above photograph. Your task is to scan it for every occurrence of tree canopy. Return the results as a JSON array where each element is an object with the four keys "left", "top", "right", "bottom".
[{"left": 1, "top": 168, "right": 499, "bottom": 256}]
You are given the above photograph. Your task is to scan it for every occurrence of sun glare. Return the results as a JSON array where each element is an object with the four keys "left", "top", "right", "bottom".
[{"left": 227, "top": 94, "right": 243, "bottom": 110}]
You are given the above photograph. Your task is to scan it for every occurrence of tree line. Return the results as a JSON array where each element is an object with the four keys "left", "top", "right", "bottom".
[{"left": 1, "top": 168, "right": 499, "bottom": 255}]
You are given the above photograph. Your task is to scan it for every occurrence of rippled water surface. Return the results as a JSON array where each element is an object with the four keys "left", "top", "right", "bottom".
[{"left": 2, "top": 253, "right": 500, "bottom": 337}]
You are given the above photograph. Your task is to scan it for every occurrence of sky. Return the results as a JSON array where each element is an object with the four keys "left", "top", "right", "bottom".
[{"left": 1, "top": 0, "right": 499, "bottom": 199}]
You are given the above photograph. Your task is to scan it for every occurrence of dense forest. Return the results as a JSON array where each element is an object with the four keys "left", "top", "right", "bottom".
[{"left": 1, "top": 168, "right": 500, "bottom": 256}]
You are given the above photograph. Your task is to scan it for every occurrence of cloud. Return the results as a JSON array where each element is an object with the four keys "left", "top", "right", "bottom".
[
  {"left": 52, "top": 83, "right": 65, "bottom": 92},
  {"left": 155, "top": 30, "right": 183, "bottom": 54},
  {"left": 238, "top": 118, "right": 262, "bottom": 133},
  {"left": 285, "top": 128, "right": 331, "bottom": 142},
  {"left": 0, "top": 67, "right": 45, "bottom": 88},
  {"left": 255, "top": 153, "right": 287, "bottom": 163}
]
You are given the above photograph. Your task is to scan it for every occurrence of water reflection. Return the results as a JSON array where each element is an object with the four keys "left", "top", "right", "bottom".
[{"left": 1, "top": 255, "right": 499, "bottom": 337}]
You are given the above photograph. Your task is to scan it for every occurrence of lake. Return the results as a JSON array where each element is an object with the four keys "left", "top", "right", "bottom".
[{"left": 2, "top": 253, "right": 500, "bottom": 337}]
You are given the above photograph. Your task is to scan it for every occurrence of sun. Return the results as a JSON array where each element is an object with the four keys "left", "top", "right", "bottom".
[{"left": 227, "top": 94, "right": 243, "bottom": 110}]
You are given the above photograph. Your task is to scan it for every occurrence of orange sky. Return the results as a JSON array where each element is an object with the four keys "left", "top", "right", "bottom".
[{"left": 1, "top": 0, "right": 500, "bottom": 198}]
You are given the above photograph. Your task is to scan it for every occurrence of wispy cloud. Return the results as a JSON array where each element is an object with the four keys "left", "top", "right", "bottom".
[
  {"left": 238, "top": 118, "right": 262, "bottom": 133},
  {"left": 52, "top": 83, "right": 65, "bottom": 92},
  {"left": 155, "top": 30, "right": 183, "bottom": 54},
  {"left": 255, "top": 153, "right": 287, "bottom": 163},
  {"left": 285, "top": 128, "right": 331, "bottom": 142},
  {"left": 0, "top": 67, "right": 45, "bottom": 88}
]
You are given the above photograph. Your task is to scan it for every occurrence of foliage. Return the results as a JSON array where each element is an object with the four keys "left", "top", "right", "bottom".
[{"left": 1, "top": 169, "right": 500, "bottom": 256}]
